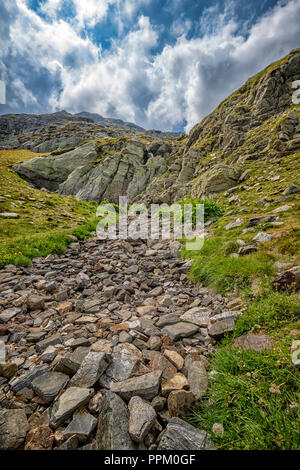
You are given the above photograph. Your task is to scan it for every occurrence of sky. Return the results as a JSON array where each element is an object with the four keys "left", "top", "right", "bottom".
[{"left": 0, "top": 0, "right": 299, "bottom": 132}]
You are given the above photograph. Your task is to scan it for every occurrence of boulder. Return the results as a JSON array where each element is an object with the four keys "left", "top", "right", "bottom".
[
  {"left": 96, "top": 391, "right": 135, "bottom": 450},
  {"left": 128, "top": 396, "right": 156, "bottom": 443},
  {"left": 157, "top": 417, "right": 216, "bottom": 450},
  {"left": 49, "top": 387, "right": 93, "bottom": 428},
  {"left": 110, "top": 370, "right": 162, "bottom": 401},
  {"left": 70, "top": 351, "right": 112, "bottom": 387},
  {"left": 63, "top": 411, "right": 97, "bottom": 443},
  {"left": 32, "top": 372, "right": 69, "bottom": 403},
  {"left": 0, "top": 409, "right": 29, "bottom": 450}
]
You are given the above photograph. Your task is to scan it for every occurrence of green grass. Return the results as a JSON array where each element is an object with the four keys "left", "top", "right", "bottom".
[
  {"left": 183, "top": 237, "right": 274, "bottom": 294},
  {"left": 190, "top": 339, "right": 300, "bottom": 450},
  {"left": 181, "top": 148, "right": 300, "bottom": 449},
  {"left": 0, "top": 149, "right": 100, "bottom": 268},
  {"left": 0, "top": 217, "right": 99, "bottom": 268}
]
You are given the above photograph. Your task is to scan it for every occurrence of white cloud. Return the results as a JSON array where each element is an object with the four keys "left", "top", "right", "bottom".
[{"left": 2, "top": 0, "right": 300, "bottom": 130}]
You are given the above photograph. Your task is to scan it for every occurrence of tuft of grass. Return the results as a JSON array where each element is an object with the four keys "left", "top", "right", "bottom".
[
  {"left": 184, "top": 237, "right": 274, "bottom": 294},
  {"left": 233, "top": 291, "right": 300, "bottom": 337},
  {"left": 189, "top": 338, "right": 300, "bottom": 450}
]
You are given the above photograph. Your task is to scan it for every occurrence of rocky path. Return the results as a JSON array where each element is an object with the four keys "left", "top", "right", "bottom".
[{"left": 0, "top": 235, "right": 243, "bottom": 451}]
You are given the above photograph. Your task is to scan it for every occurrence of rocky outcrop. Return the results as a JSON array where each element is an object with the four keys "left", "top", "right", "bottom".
[
  {"left": 14, "top": 139, "right": 174, "bottom": 203},
  {"left": 140, "top": 49, "right": 300, "bottom": 202},
  {"left": 10, "top": 49, "right": 300, "bottom": 205}
]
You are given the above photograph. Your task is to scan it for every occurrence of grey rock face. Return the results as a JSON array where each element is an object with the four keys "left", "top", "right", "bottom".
[
  {"left": 96, "top": 391, "right": 135, "bottom": 450},
  {"left": 0, "top": 307, "right": 20, "bottom": 323},
  {"left": 49, "top": 387, "right": 93, "bottom": 429},
  {"left": 157, "top": 417, "right": 216, "bottom": 450},
  {"left": 253, "top": 232, "right": 273, "bottom": 243},
  {"left": 180, "top": 308, "right": 211, "bottom": 327},
  {"left": 32, "top": 372, "right": 69, "bottom": 403},
  {"left": 162, "top": 322, "right": 199, "bottom": 341},
  {"left": 0, "top": 340, "right": 5, "bottom": 362},
  {"left": 0, "top": 409, "right": 29, "bottom": 450},
  {"left": 69, "top": 351, "right": 112, "bottom": 387},
  {"left": 63, "top": 411, "right": 97, "bottom": 443},
  {"left": 101, "top": 343, "right": 142, "bottom": 386},
  {"left": 13, "top": 142, "right": 98, "bottom": 191},
  {"left": 110, "top": 370, "right": 162, "bottom": 401},
  {"left": 10, "top": 366, "right": 50, "bottom": 393},
  {"left": 128, "top": 396, "right": 157, "bottom": 443},
  {"left": 54, "top": 347, "right": 90, "bottom": 375},
  {"left": 187, "top": 361, "right": 208, "bottom": 399}
]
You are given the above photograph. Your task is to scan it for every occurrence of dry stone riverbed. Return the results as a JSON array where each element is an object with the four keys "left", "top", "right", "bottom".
[{"left": 0, "top": 235, "right": 243, "bottom": 450}]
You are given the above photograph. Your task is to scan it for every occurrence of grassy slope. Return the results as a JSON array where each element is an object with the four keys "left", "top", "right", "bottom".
[
  {"left": 183, "top": 151, "right": 300, "bottom": 449},
  {"left": 0, "top": 150, "right": 99, "bottom": 268}
]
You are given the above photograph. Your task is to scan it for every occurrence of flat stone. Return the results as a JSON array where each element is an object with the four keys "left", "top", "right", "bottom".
[
  {"left": 10, "top": 366, "right": 50, "bottom": 393},
  {"left": 225, "top": 218, "right": 244, "bottom": 230},
  {"left": 232, "top": 334, "right": 274, "bottom": 351},
  {"left": 0, "top": 212, "right": 19, "bottom": 218},
  {"left": 272, "top": 205, "right": 292, "bottom": 213},
  {"left": 208, "top": 317, "right": 235, "bottom": 337},
  {"left": 0, "top": 362, "right": 18, "bottom": 378},
  {"left": 102, "top": 343, "right": 142, "bottom": 384},
  {"left": 54, "top": 347, "right": 90, "bottom": 375},
  {"left": 283, "top": 184, "right": 300, "bottom": 195},
  {"left": 27, "top": 331, "right": 47, "bottom": 343},
  {"left": 91, "top": 339, "right": 113, "bottom": 354},
  {"left": 70, "top": 351, "right": 112, "bottom": 387},
  {"left": 163, "top": 350, "right": 184, "bottom": 370},
  {"left": 64, "top": 411, "right": 97, "bottom": 443},
  {"left": 149, "top": 353, "right": 177, "bottom": 380},
  {"left": 27, "top": 295, "right": 45, "bottom": 311},
  {"left": 41, "top": 345, "right": 57, "bottom": 363},
  {"left": 96, "top": 390, "right": 135, "bottom": 450},
  {"left": 180, "top": 308, "right": 210, "bottom": 327},
  {"left": 163, "top": 322, "right": 199, "bottom": 341},
  {"left": 137, "top": 306, "right": 157, "bottom": 316},
  {"left": 110, "top": 370, "right": 162, "bottom": 401},
  {"left": 0, "top": 307, "right": 20, "bottom": 323},
  {"left": 168, "top": 390, "right": 195, "bottom": 417},
  {"left": 156, "top": 314, "right": 180, "bottom": 328},
  {"left": 248, "top": 215, "right": 276, "bottom": 226},
  {"left": 291, "top": 341, "right": 300, "bottom": 369},
  {"left": 128, "top": 396, "right": 157, "bottom": 443},
  {"left": 76, "top": 272, "right": 91, "bottom": 289},
  {"left": 161, "top": 373, "right": 189, "bottom": 397},
  {"left": 238, "top": 245, "right": 257, "bottom": 255},
  {"left": 188, "top": 361, "right": 208, "bottom": 399},
  {"left": 32, "top": 372, "right": 69, "bottom": 403},
  {"left": 55, "top": 301, "right": 73, "bottom": 314},
  {"left": 56, "top": 435, "right": 79, "bottom": 450},
  {"left": 66, "top": 337, "right": 91, "bottom": 349},
  {"left": 36, "top": 334, "right": 62, "bottom": 352},
  {"left": 25, "top": 426, "right": 54, "bottom": 450},
  {"left": 0, "top": 409, "right": 29, "bottom": 450},
  {"left": 50, "top": 387, "right": 93, "bottom": 429},
  {"left": 0, "top": 340, "right": 5, "bottom": 362},
  {"left": 157, "top": 417, "right": 216, "bottom": 450},
  {"left": 253, "top": 232, "right": 273, "bottom": 243},
  {"left": 147, "top": 336, "right": 162, "bottom": 350}
]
